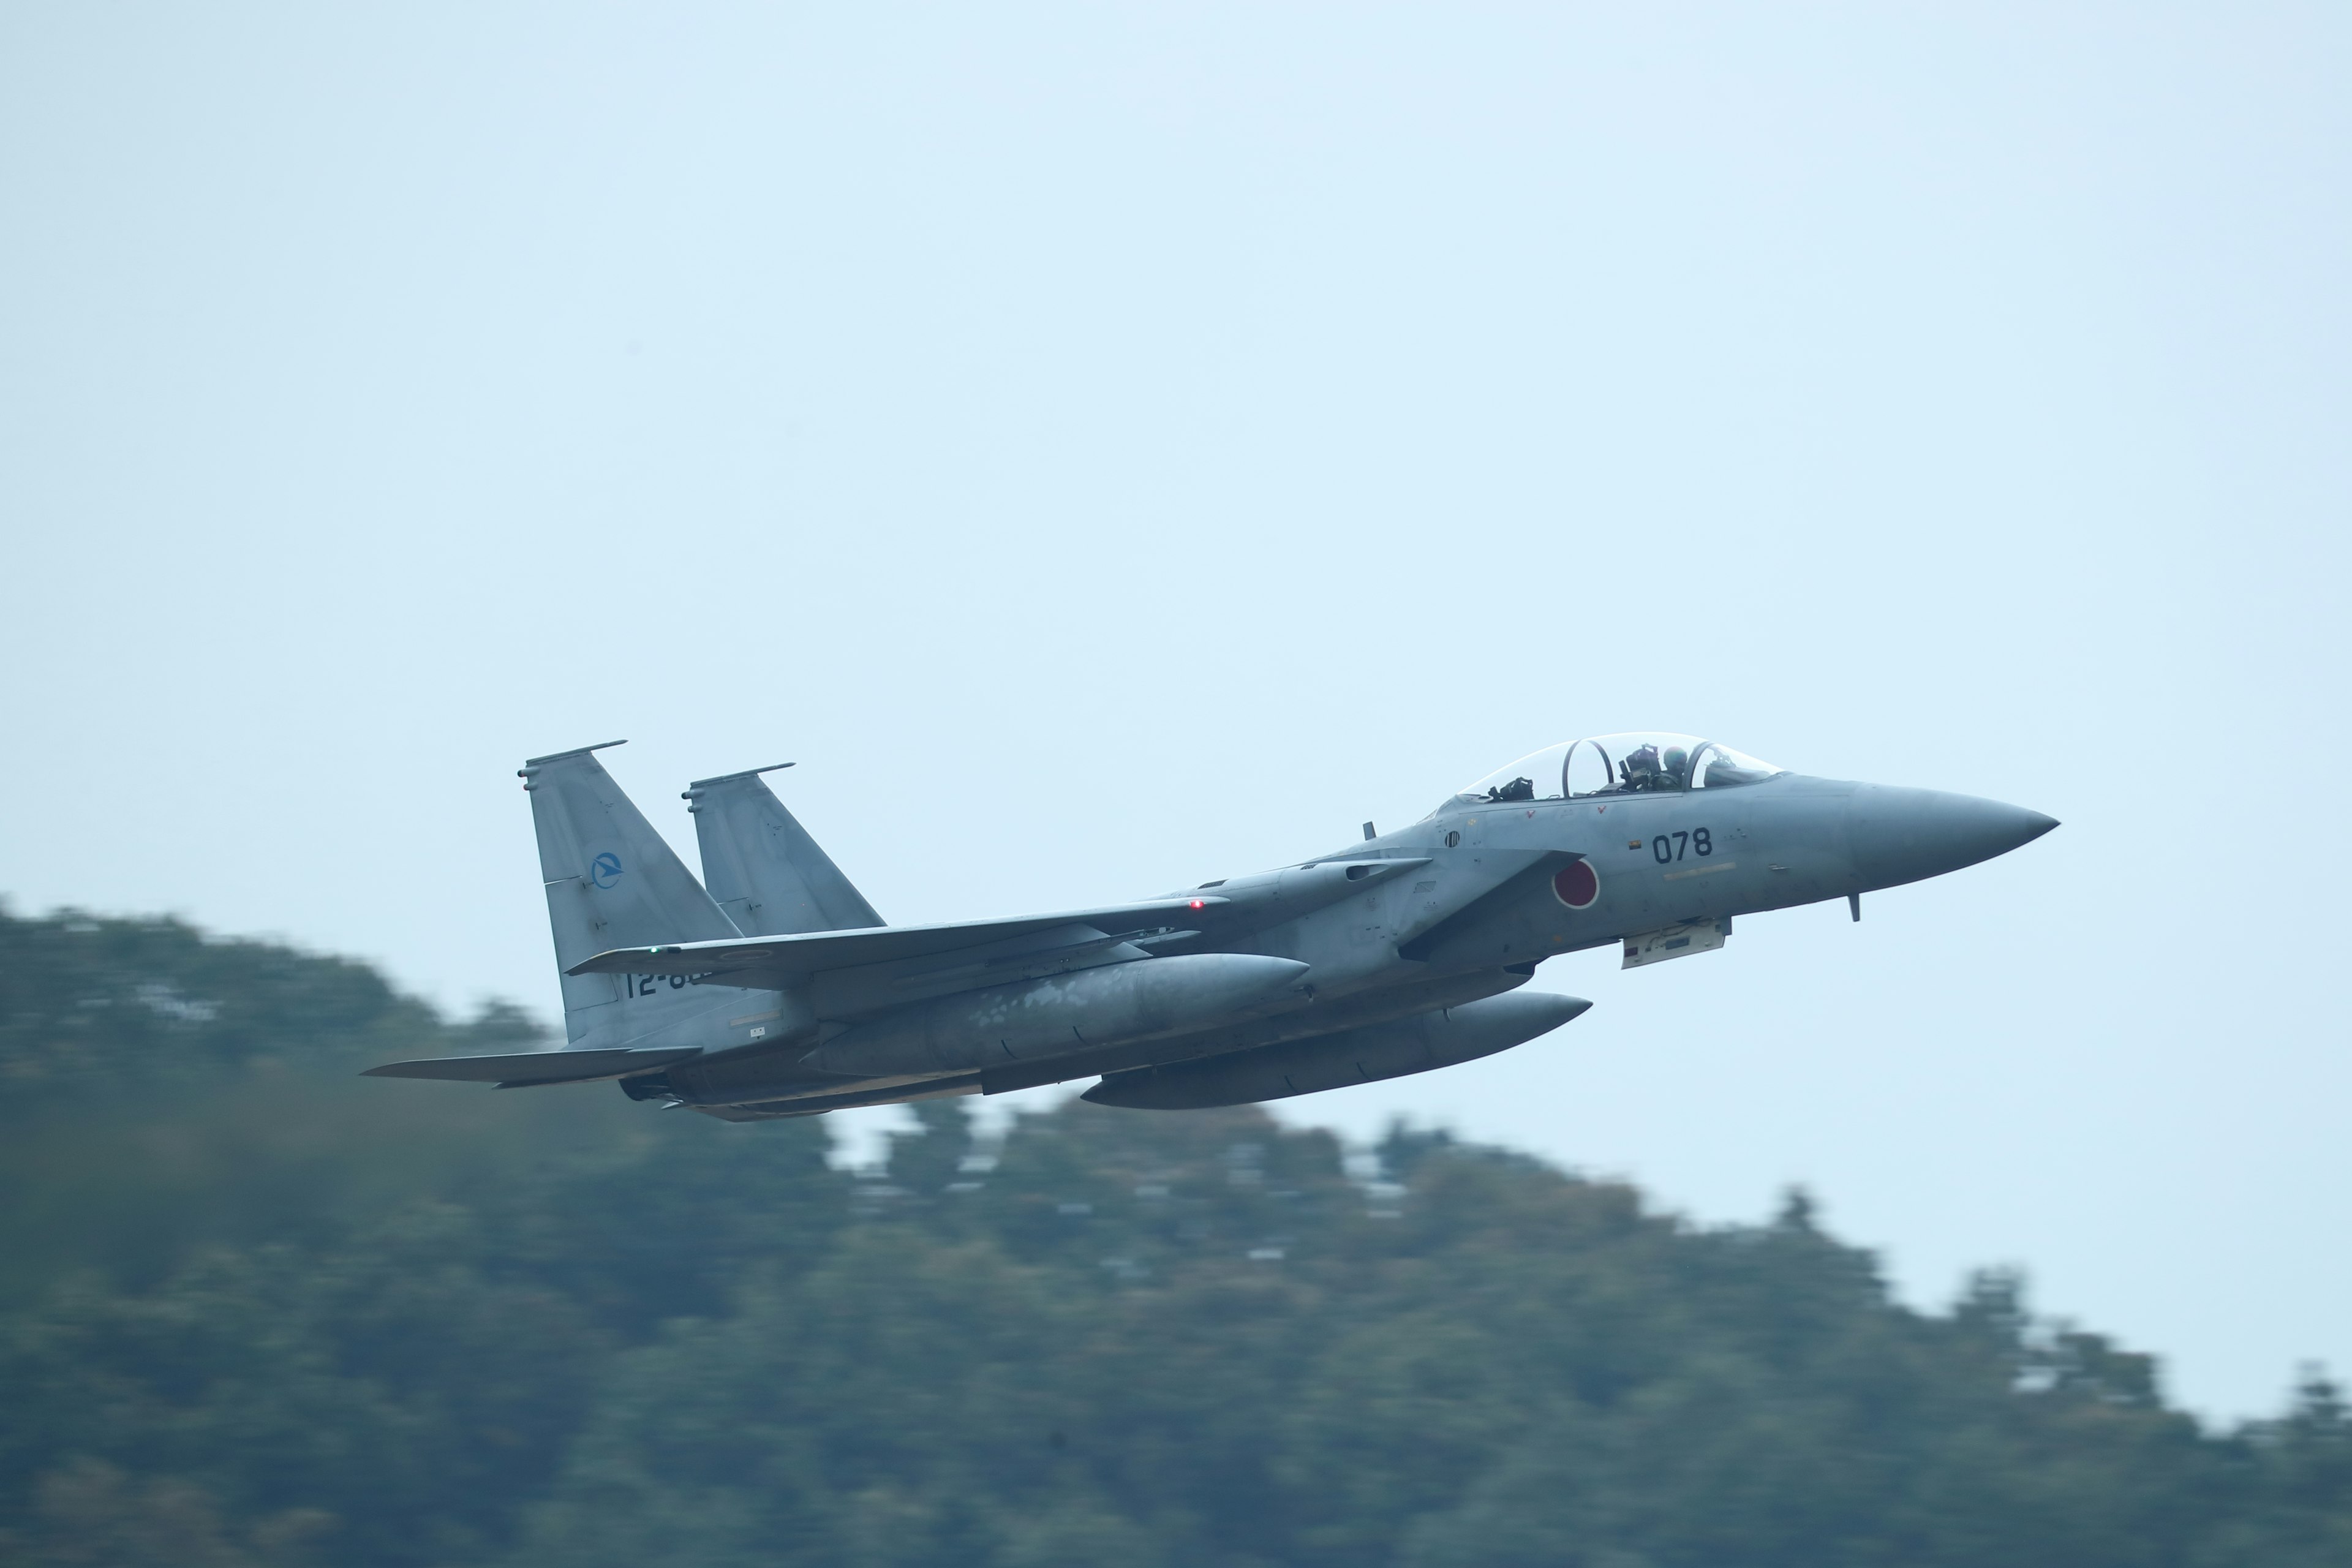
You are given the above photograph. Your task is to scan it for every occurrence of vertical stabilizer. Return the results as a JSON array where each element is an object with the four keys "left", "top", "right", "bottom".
[
  {"left": 686, "top": 765, "right": 885, "bottom": 937},
  {"left": 521, "top": 742, "right": 744, "bottom": 1047}
]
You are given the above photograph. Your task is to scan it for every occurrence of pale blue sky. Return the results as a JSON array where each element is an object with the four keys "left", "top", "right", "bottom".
[{"left": 3, "top": 4, "right": 2345, "bottom": 1419}]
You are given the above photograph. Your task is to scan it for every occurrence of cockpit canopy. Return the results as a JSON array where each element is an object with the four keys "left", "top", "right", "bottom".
[{"left": 1449, "top": 733, "right": 1785, "bottom": 809}]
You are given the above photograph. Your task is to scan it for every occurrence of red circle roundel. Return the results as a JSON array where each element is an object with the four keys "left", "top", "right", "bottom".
[{"left": 1552, "top": 859, "right": 1599, "bottom": 909}]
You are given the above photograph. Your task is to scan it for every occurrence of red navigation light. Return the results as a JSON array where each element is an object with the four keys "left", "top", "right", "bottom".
[{"left": 1189, "top": 899, "right": 1205, "bottom": 910}]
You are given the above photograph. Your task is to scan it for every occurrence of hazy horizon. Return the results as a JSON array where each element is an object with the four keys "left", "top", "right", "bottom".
[{"left": 4, "top": 4, "right": 2346, "bottom": 1420}]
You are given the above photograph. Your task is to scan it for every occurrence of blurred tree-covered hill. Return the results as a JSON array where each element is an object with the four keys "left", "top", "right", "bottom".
[{"left": 2, "top": 905, "right": 2347, "bottom": 1567}]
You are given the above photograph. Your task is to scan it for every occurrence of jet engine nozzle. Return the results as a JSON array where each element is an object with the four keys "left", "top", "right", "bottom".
[{"left": 1845, "top": 786, "right": 2057, "bottom": 892}]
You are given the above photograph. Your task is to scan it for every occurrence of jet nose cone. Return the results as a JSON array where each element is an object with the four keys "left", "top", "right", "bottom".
[{"left": 1847, "top": 788, "right": 2059, "bottom": 891}]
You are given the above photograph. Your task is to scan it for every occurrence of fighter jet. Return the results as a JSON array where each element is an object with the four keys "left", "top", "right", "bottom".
[{"left": 367, "top": 735, "right": 2054, "bottom": 1119}]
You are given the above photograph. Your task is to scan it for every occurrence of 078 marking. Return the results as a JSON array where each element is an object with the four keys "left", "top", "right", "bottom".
[{"left": 1651, "top": 828, "right": 1713, "bottom": 864}]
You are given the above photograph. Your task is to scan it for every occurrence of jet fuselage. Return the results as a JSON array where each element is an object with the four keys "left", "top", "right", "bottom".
[{"left": 366, "top": 736, "right": 2054, "bottom": 1118}]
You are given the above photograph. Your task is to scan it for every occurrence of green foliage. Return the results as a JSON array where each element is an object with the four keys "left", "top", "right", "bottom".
[
  {"left": 1, "top": 904, "right": 2346, "bottom": 1566},
  {"left": 0, "top": 903, "right": 503, "bottom": 1093}
]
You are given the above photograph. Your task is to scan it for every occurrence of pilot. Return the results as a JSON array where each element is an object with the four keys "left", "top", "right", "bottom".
[
  {"left": 1619, "top": 745, "right": 1665, "bottom": 791},
  {"left": 1661, "top": 745, "right": 1691, "bottom": 788}
]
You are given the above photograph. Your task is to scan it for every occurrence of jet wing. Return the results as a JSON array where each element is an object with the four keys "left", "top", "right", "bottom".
[
  {"left": 567, "top": 895, "right": 1231, "bottom": 991},
  {"left": 361, "top": 1045, "right": 703, "bottom": 1087}
]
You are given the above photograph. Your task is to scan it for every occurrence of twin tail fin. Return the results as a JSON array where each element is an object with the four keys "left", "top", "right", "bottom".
[
  {"left": 685, "top": 764, "right": 883, "bottom": 937},
  {"left": 519, "top": 743, "right": 881, "bottom": 1052},
  {"left": 521, "top": 742, "right": 742, "bottom": 1047}
]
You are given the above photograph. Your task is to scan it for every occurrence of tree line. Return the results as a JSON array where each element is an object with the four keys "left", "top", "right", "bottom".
[{"left": 1, "top": 905, "right": 2346, "bottom": 1566}]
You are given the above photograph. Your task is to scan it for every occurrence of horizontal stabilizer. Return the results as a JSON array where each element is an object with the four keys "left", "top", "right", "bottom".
[
  {"left": 363, "top": 1046, "right": 702, "bottom": 1086},
  {"left": 569, "top": 895, "right": 1231, "bottom": 989}
]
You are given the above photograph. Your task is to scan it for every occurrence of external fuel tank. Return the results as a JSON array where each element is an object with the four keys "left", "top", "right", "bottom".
[
  {"left": 798, "top": 952, "right": 1313, "bottom": 1079},
  {"left": 1082, "top": 988, "right": 1589, "bottom": 1109}
]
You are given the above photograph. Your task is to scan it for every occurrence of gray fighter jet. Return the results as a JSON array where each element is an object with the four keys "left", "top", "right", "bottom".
[{"left": 368, "top": 735, "right": 2055, "bottom": 1118}]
